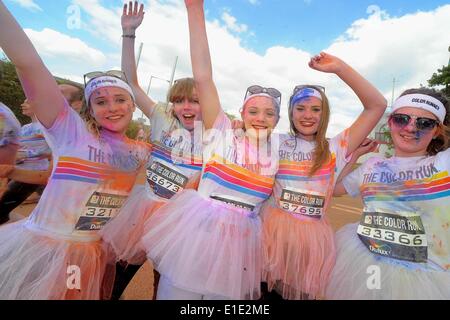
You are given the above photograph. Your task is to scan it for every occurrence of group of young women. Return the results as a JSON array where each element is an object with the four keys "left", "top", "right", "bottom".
[{"left": 0, "top": 0, "right": 448, "bottom": 300}]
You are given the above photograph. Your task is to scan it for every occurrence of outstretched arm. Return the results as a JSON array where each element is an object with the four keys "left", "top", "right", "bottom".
[
  {"left": 121, "top": 1, "right": 157, "bottom": 119},
  {"left": 309, "top": 52, "right": 387, "bottom": 156},
  {"left": 185, "top": 0, "right": 222, "bottom": 130},
  {"left": 0, "top": 1, "right": 64, "bottom": 128}
]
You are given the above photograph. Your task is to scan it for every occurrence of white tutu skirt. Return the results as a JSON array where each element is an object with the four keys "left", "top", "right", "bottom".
[
  {"left": 142, "top": 189, "right": 262, "bottom": 300},
  {"left": 0, "top": 220, "right": 115, "bottom": 300},
  {"left": 100, "top": 184, "right": 166, "bottom": 265},
  {"left": 326, "top": 223, "right": 450, "bottom": 300}
]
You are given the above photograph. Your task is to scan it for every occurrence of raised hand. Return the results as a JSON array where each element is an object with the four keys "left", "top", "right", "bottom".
[
  {"left": 308, "top": 52, "right": 345, "bottom": 74},
  {"left": 122, "top": 1, "right": 145, "bottom": 34},
  {"left": 349, "top": 138, "right": 379, "bottom": 164}
]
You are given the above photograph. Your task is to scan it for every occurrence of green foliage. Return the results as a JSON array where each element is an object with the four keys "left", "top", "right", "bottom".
[
  {"left": 428, "top": 64, "right": 450, "bottom": 97},
  {"left": 0, "top": 59, "right": 27, "bottom": 125},
  {"left": 126, "top": 119, "right": 150, "bottom": 141}
]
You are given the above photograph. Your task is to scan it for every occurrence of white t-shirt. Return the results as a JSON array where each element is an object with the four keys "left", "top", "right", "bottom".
[
  {"left": 197, "top": 111, "right": 278, "bottom": 212},
  {"left": 272, "top": 130, "right": 350, "bottom": 220},
  {"left": 146, "top": 102, "right": 203, "bottom": 199},
  {"left": 17, "top": 122, "right": 51, "bottom": 171},
  {"left": 0, "top": 102, "right": 20, "bottom": 147},
  {"left": 343, "top": 150, "right": 450, "bottom": 271},
  {"left": 25, "top": 101, "right": 150, "bottom": 240}
]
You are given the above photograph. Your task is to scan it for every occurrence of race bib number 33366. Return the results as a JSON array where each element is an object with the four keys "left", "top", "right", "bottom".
[
  {"left": 357, "top": 211, "right": 428, "bottom": 263},
  {"left": 75, "top": 192, "right": 127, "bottom": 231}
]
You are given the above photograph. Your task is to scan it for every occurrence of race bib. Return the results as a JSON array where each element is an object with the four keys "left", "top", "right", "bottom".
[
  {"left": 147, "top": 161, "right": 188, "bottom": 199},
  {"left": 279, "top": 187, "right": 325, "bottom": 218},
  {"left": 357, "top": 211, "right": 428, "bottom": 263},
  {"left": 210, "top": 194, "right": 256, "bottom": 211},
  {"left": 75, "top": 192, "right": 128, "bottom": 231}
]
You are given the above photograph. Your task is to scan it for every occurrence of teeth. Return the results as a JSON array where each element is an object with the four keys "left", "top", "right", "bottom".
[{"left": 107, "top": 116, "right": 122, "bottom": 120}]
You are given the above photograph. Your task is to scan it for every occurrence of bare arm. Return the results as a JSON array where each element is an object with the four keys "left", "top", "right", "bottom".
[
  {"left": 334, "top": 138, "right": 378, "bottom": 196},
  {"left": 309, "top": 52, "right": 387, "bottom": 156},
  {"left": 186, "top": 0, "right": 222, "bottom": 130},
  {"left": 0, "top": 1, "right": 64, "bottom": 128},
  {"left": 0, "top": 144, "right": 18, "bottom": 165},
  {"left": 121, "top": 2, "right": 156, "bottom": 119}
]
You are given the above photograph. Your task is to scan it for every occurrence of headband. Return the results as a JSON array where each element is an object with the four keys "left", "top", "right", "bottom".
[
  {"left": 243, "top": 93, "right": 281, "bottom": 116},
  {"left": 392, "top": 94, "right": 446, "bottom": 123},
  {"left": 290, "top": 88, "right": 322, "bottom": 108},
  {"left": 84, "top": 76, "right": 135, "bottom": 103}
]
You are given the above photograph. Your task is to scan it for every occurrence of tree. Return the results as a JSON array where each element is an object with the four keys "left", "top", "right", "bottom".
[
  {"left": 428, "top": 64, "right": 450, "bottom": 97},
  {"left": 0, "top": 59, "right": 27, "bottom": 124}
]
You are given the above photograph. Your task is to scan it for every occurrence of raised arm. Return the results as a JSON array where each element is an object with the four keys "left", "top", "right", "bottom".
[
  {"left": 0, "top": 1, "right": 64, "bottom": 128},
  {"left": 121, "top": 1, "right": 156, "bottom": 119},
  {"left": 185, "top": 0, "right": 222, "bottom": 130},
  {"left": 309, "top": 52, "right": 387, "bottom": 156}
]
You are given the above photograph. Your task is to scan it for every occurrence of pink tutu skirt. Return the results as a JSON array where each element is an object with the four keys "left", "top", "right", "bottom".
[
  {"left": 0, "top": 220, "right": 115, "bottom": 300},
  {"left": 141, "top": 189, "right": 262, "bottom": 300},
  {"left": 261, "top": 203, "right": 336, "bottom": 299},
  {"left": 100, "top": 184, "right": 166, "bottom": 265},
  {"left": 326, "top": 223, "right": 450, "bottom": 300}
]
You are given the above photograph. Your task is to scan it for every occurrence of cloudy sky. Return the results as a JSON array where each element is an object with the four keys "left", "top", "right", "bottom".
[{"left": 3, "top": 0, "right": 450, "bottom": 136}]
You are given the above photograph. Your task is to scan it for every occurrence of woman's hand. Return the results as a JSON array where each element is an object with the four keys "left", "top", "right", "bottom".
[
  {"left": 122, "top": 1, "right": 145, "bottom": 34},
  {"left": 308, "top": 52, "right": 346, "bottom": 74}
]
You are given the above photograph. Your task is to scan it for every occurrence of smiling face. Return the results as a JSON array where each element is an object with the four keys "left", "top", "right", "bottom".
[
  {"left": 241, "top": 96, "right": 278, "bottom": 139},
  {"left": 389, "top": 107, "right": 439, "bottom": 157},
  {"left": 290, "top": 96, "right": 323, "bottom": 141},
  {"left": 88, "top": 86, "right": 135, "bottom": 134},
  {"left": 172, "top": 88, "right": 202, "bottom": 131}
]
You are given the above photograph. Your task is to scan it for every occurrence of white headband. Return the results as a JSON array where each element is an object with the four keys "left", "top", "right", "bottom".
[
  {"left": 84, "top": 76, "right": 135, "bottom": 103},
  {"left": 392, "top": 94, "right": 446, "bottom": 123},
  {"left": 243, "top": 93, "right": 281, "bottom": 115}
]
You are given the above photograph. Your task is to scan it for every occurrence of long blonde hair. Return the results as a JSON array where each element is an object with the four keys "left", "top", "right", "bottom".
[{"left": 288, "top": 85, "right": 331, "bottom": 176}]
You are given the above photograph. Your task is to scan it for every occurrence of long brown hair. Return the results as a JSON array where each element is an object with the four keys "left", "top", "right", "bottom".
[
  {"left": 288, "top": 85, "right": 331, "bottom": 176},
  {"left": 398, "top": 88, "right": 449, "bottom": 155}
]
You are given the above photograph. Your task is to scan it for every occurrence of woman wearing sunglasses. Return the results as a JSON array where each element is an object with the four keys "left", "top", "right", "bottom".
[
  {"left": 139, "top": 0, "right": 281, "bottom": 300},
  {"left": 261, "top": 52, "right": 387, "bottom": 300},
  {"left": 0, "top": 1, "right": 150, "bottom": 299},
  {"left": 99, "top": 2, "right": 205, "bottom": 300},
  {"left": 327, "top": 88, "right": 449, "bottom": 299}
]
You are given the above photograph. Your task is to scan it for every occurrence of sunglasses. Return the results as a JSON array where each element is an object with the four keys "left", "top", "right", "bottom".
[
  {"left": 293, "top": 84, "right": 325, "bottom": 94},
  {"left": 83, "top": 70, "right": 128, "bottom": 87},
  {"left": 244, "top": 85, "right": 282, "bottom": 105},
  {"left": 389, "top": 113, "right": 439, "bottom": 131}
]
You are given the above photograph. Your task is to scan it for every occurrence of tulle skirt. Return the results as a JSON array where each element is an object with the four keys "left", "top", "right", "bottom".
[
  {"left": 261, "top": 203, "right": 336, "bottom": 299},
  {"left": 100, "top": 184, "right": 166, "bottom": 265},
  {"left": 141, "top": 189, "right": 263, "bottom": 300},
  {"left": 326, "top": 223, "right": 450, "bottom": 300},
  {"left": 0, "top": 220, "right": 115, "bottom": 300}
]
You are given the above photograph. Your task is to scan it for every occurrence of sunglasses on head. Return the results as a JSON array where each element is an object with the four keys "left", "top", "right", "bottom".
[
  {"left": 293, "top": 84, "right": 325, "bottom": 94},
  {"left": 83, "top": 70, "right": 128, "bottom": 87},
  {"left": 245, "top": 85, "right": 281, "bottom": 105},
  {"left": 389, "top": 113, "right": 439, "bottom": 131}
]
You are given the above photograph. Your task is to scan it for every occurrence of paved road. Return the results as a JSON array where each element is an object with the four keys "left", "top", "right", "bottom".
[{"left": 8, "top": 193, "right": 364, "bottom": 300}]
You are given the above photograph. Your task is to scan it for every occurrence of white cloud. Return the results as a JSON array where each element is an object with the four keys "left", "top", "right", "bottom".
[
  {"left": 248, "top": 0, "right": 260, "bottom": 5},
  {"left": 10, "top": 0, "right": 42, "bottom": 12},
  {"left": 221, "top": 11, "right": 248, "bottom": 33},
  {"left": 44, "top": 1, "right": 450, "bottom": 138},
  {"left": 24, "top": 28, "right": 107, "bottom": 67}
]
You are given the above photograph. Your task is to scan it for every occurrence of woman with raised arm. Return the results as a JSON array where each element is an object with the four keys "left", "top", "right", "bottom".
[
  {"left": 0, "top": 0, "right": 150, "bottom": 299},
  {"left": 140, "top": 0, "right": 281, "bottom": 300},
  {"left": 261, "top": 52, "right": 387, "bottom": 299},
  {"left": 99, "top": 1, "right": 205, "bottom": 300},
  {"left": 327, "top": 88, "right": 449, "bottom": 299}
]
